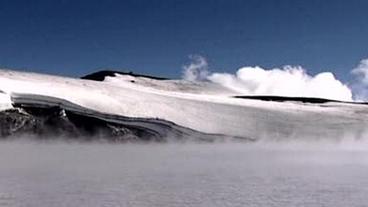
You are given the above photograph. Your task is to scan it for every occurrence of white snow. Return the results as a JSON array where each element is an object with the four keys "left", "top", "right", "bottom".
[
  {"left": 0, "top": 69, "right": 367, "bottom": 140},
  {"left": 0, "top": 90, "right": 11, "bottom": 111}
]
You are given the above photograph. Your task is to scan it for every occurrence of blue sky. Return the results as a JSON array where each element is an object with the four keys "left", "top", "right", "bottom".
[{"left": 0, "top": 0, "right": 367, "bottom": 81}]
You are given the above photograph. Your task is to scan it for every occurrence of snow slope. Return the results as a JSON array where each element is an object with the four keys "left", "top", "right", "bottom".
[{"left": 0, "top": 69, "right": 368, "bottom": 140}]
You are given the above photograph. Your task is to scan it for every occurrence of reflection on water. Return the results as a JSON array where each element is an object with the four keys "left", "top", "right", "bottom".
[{"left": 0, "top": 140, "right": 368, "bottom": 207}]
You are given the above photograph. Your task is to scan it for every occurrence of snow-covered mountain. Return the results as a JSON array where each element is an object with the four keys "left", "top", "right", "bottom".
[{"left": 0, "top": 69, "right": 367, "bottom": 142}]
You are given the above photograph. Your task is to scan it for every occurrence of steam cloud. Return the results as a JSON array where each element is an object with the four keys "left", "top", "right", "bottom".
[
  {"left": 182, "top": 55, "right": 209, "bottom": 81},
  {"left": 351, "top": 59, "right": 368, "bottom": 101},
  {"left": 209, "top": 66, "right": 352, "bottom": 101},
  {"left": 183, "top": 55, "right": 368, "bottom": 102}
]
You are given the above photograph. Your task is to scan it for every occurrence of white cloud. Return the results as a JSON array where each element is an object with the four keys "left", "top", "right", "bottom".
[
  {"left": 208, "top": 66, "right": 352, "bottom": 101},
  {"left": 352, "top": 59, "right": 368, "bottom": 84},
  {"left": 182, "top": 55, "right": 354, "bottom": 101},
  {"left": 350, "top": 59, "right": 368, "bottom": 101},
  {"left": 182, "top": 55, "right": 209, "bottom": 81}
]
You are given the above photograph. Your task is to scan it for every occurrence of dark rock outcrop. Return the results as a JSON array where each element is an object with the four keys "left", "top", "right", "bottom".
[
  {"left": 81, "top": 70, "right": 168, "bottom": 81},
  {"left": 234, "top": 95, "right": 368, "bottom": 105},
  {"left": 234, "top": 95, "right": 337, "bottom": 104},
  {"left": 0, "top": 107, "right": 149, "bottom": 142}
]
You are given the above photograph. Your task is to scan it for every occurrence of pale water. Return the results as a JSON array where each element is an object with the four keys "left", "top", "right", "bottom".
[{"left": 0, "top": 141, "right": 367, "bottom": 207}]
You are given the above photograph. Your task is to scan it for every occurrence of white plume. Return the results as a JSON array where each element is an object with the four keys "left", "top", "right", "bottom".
[
  {"left": 351, "top": 59, "right": 368, "bottom": 101},
  {"left": 182, "top": 55, "right": 209, "bottom": 81},
  {"left": 208, "top": 65, "right": 352, "bottom": 101},
  {"left": 183, "top": 55, "right": 354, "bottom": 101}
]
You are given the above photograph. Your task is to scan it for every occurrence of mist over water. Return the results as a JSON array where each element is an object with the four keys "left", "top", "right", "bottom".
[{"left": 1, "top": 138, "right": 368, "bottom": 207}]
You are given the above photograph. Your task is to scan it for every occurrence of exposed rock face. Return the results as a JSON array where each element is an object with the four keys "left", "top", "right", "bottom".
[
  {"left": 0, "top": 109, "right": 39, "bottom": 137},
  {"left": 0, "top": 107, "right": 152, "bottom": 142},
  {"left": 0, "top": 102, "right": 250, "bottom": 143}
]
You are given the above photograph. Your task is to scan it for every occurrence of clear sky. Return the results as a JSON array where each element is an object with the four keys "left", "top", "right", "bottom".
[{"left": 0, "top": 0, "right": 367, "bottom": 81}]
